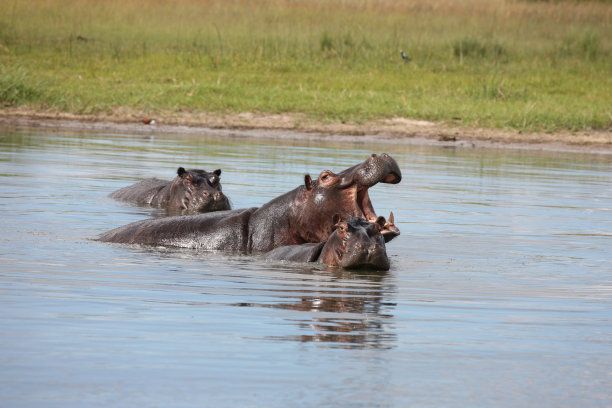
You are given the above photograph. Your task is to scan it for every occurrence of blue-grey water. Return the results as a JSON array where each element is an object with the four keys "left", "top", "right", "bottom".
[{"left": 0, "top": 128, "right": 610, "bottom": 407}]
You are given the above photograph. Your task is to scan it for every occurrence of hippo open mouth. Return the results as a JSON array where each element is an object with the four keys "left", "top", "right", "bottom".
[
  {"left": 355, "top": 184, "right": 400, "bottom": 242},
  {"left": 344, "top": 153, "right": 401, "bottom": 242}
]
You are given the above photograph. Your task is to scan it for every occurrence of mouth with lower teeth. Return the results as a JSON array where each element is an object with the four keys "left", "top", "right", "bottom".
[{"left": 355, "top": 186, "right": 399, "bottom": 243}]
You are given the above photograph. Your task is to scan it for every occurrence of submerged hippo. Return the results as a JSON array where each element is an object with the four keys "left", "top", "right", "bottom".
[
  {"left": 98, "top": 153, "right": 401, "bottom": 252},
  {"left": 265, "top": 216, "right": 390, "bottom": 270},
  {"left": 109, "top": 167, "right": 231, "bottom": 213}
]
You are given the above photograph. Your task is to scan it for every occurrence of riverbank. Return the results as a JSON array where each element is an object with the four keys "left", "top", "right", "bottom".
[
  {"left": 2, "top": 108, "right": 611, "bottom": 155},
  {"left": 1, "top": 0, "right": 611, "bottom": 135}
]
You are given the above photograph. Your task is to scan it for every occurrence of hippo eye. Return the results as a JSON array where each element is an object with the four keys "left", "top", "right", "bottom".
[{"left": 319, "top": 171, "right": 334, "bottom": 184}]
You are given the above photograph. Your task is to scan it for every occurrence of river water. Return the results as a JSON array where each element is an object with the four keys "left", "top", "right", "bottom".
[{"left": 1, "top": 128, "right": 610, "bottom": 407}]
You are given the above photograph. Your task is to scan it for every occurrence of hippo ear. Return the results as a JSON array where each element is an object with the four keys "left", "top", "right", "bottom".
[
  {"left": 213, "top": 169, "right": 222, "bottom": 177},
  {"left": 177, "top": 167, "right": 187, "bottom": 178},
  {"left": 304, "top": 174, "right": 313, "bottom": 190},
  {"left": 331, "top": 214, "right": 345, "bottom": 231}
]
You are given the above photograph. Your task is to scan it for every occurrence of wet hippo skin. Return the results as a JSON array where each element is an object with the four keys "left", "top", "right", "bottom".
[
  {"left": 265, "top": 216, "right": 390, "bottom": 270},
  {"left": 99, "top": 153, "right": 401, "bottom": 252},
  {"left": 109, "top": 167, "right": 231, "bottom": 213}
]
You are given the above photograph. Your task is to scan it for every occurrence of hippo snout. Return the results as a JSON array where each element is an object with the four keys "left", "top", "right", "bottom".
[
  {"left": 210, "top": 191, "right": 231, "bottom": 211},
  {"left": 365, "top": 245, "right": 390, "bottom": 270},
  {"left": 378, "top": 153, "right": 402, "bottom": 184},
  {"left": 339, "top": 153, "right": 402, "bottom": 188},
  {"left": 353, "top": 242, "right": 380, "bottom": 251},
  {"left": 341, "top": 241, "right": 389, "bottom": 271},
  {"left": 199, "top": 191, "right": 213, "bottom": 204},
  {"left": 183, "top": 189, "right": 231, "bottom": 213}
]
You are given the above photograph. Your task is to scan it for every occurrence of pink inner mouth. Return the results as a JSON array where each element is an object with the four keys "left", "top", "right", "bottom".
[
  {"left": 384, "top": 172, "right": 400, "bottom": 183},
  {"left": 356, "top": 187, "right": 377, "bottom": 223},
  {"left": 356, "top": 186, "right": 397, "bottom": 236}
]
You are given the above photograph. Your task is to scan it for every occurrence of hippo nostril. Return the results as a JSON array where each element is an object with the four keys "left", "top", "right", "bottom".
[
  {"left": 202, "top": 191, "right": 210, "bottom": 197},
  {"left": 371, "top": 153, "right": 378, "bottom": 158}
]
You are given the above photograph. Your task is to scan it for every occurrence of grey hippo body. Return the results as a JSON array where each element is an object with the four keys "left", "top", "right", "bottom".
[
  {"left": 109, "top": 167, "right": 230, "bottom": 213},
  {"left": 265, "top": 216, "right": 390, "bottom": 270},
  {"left": 98, "top": 153, "right": 401, "bottom": 253}
]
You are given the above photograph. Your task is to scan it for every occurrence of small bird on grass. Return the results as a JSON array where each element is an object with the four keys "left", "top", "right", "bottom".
[
  {"left": 400, "top": 49, "right": 411, "bottom": 62},
  {"left": 141, "top": 118, "right": 156, "bottom": 125}
]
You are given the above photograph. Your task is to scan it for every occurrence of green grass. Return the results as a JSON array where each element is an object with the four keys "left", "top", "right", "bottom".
[{"left": 0, "top": 0, "right": 611, "bottom": 132}]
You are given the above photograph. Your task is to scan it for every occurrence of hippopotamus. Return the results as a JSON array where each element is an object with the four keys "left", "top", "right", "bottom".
[
  {"left": 265, "top": 216, "right": 390, "bottom": 270},
  {"left": 109, "top": 167, "right": 231, "bottom": 213},
  {"left": 98, "top": 153, "right": 401, "bottom": 252}
]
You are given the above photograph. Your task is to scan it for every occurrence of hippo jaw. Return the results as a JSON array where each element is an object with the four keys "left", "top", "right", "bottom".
[
  {"left": 340, "top": 245, "right": 390, "bottom": 271},
  {"left": 342, "top": 154, "right": 401, "bottom": 241},
  {"left": 351, "top": 189, "right": 399, "bottom": 243}
]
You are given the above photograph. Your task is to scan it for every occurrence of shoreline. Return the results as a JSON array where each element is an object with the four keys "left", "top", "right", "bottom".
[{"left": 1, "top": 109, "right": 611, "bottom": 155}]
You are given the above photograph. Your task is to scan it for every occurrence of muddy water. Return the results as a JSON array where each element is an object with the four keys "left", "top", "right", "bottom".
[{"left": 0, "top": 129, "right": 610, "bottom": 407}]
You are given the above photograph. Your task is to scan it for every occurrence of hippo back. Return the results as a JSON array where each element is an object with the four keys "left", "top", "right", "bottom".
[
  {"left": 109, "top": 178, "right": 168, "bottom": 206},
  {"left": 264, "top": 242, "right": 325, "bottom": 263}
]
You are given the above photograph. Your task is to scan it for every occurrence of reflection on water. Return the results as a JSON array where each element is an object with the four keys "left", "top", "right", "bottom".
[
  {"left": 0, "top": 128, "right": 611, "bottom": 407},
  {"left": 238, "top": 265, "right": 395, "bottom": 349}
]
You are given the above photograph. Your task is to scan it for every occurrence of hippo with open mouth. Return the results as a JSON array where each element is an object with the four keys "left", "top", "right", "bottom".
[
  {"left": 265, "top": 216, "right": 391, "bottom": 270},
  {"left": 98, "top": 153, "right": 401, "bottom": 252},
  {"left": 109, "top": 167, "right": 231, "bottom": 213}
]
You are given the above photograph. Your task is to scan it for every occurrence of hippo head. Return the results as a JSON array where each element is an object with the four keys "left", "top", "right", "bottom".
[
  {"left": 319, "top": 216, "right": 390, "bottom": 270},
  {"left": 170, "top": 167, "right": 231, "bottom": 213},
  {"left": 296, "top": 153, "right": 401, "bottom": 244}
]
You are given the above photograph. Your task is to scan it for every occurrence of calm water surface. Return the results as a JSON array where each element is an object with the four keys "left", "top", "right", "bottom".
[{"left": 1, "top": 129, "right": 611, "bottom": 407}]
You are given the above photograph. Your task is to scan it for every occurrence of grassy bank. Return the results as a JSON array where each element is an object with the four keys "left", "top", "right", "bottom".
[{"left": 1, "top": 0, "right": 611, "bottom": 132}]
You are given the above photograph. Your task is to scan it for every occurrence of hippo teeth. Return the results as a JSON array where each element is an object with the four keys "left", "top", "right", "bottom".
[
  {"left": 381, "top": 211, "right": 400, "bottom": 243},
  {"left": 384, "top": 211, "right": 395, "bottom": 228}
]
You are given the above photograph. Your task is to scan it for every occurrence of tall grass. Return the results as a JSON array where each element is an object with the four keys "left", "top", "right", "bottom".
[
  {"left": 0, "top": 65, "right": 42, "bottom": 105},
  {"left": 0, "top": 0, "right": 610, "bottom": 131}
]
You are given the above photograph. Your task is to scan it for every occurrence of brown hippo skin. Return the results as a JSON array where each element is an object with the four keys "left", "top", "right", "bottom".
[
  {"left": 98, "top": 153, "right": 401, "bottom": 252},
  {"left": 265, "top": 216, "right": 391, "bottom": 270},
  {"left": 109, "top": 167, "right": 231, "bottom": 213}
]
